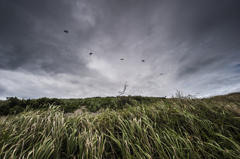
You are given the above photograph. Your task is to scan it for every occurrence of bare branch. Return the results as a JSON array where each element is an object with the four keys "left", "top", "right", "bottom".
[{"left": 118, "top": 82, "right": 128, "bottom": 96}]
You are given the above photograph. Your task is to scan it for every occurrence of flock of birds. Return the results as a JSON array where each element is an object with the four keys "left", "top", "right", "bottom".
[
  {"left": 64, "top": 30, "right": 163, "bottom": 75},
  {"left": 63, "top": 30, "right": 203, "bottom": 96}
]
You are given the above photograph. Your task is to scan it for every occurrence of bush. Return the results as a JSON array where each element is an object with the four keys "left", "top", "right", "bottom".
[
  {"left": 9, "top": 105, "right": 24, "bottom": 115},
  {"left": 0, "top": 103, "right": 10, "bottom": 115},
  {"left": 6, "top": 97, "right": 21, "bottom": 108}
]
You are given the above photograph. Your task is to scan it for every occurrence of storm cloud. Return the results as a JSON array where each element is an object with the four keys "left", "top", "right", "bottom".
[{"left": 0, "top": 0, "right": 240, "bottom": 99}]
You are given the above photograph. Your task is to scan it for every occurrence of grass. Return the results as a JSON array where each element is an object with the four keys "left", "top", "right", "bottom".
[{"left": 0, "top": 92, "right": 240, "bottom": 158}]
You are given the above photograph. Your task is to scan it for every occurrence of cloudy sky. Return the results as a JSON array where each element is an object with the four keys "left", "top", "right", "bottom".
[{"left": 0, "top": 0, "right": 240, "bottom": 100}]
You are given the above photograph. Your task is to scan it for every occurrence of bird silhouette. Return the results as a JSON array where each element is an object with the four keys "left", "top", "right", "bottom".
[
  {"left": 142, "top": 60, "right": 145, "bottom": 62},
  {"left": 89, "top": 53, "right": 92, "bottom": 55},
  {"left": 160, "top": 73, "right": 163, "bottom": 75},
  {"left": 64, "top": 30, "right": 68, "bottom": 33},
  {"left": 120, "top": 59, "right": 123, "bottom": 60}
]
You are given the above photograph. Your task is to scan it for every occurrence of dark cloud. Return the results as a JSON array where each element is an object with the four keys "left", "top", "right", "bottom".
[
  {"left": 177, "top": 53, "right": 226, "bottom": 78},
  {"left": 0, "top": 0, "right": 240, "bottom": 99},
  {"left": 233, "top": 64, "right": 240, "bottom": 73},
  {"left": 0, "top": 0, "right": 91, "bottom": 75},
  {"left": 165, "top": 0, "right": 240, "bottom": 80},
  {"left": 234, "top": 64, "right": 240, "bottom": 68},
  {"left": 168, "top": 0, "right": 240, "bottom": 41}
]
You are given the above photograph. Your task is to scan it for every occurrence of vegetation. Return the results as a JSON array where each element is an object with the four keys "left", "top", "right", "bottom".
[
  {"left": 0, "top": 95, "right": 165, "bottom": 115},
  {"left": 0, "top": 91, "right": 240, "bottom": 158}
]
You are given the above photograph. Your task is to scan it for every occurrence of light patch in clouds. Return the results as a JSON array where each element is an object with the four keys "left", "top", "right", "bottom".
[
  {"left": 0, "top": 70, "right": 77, "bottom": 99},
  {"left": 87, "top": 56, "right": 118, "bottom": 81}
]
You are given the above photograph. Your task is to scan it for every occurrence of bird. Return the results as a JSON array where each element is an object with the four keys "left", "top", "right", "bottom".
[
  {"left": 64, "top": 30, "right": 68, "bottom": 33},
  {"left": 89, "top": 53, "right": 92, "bottom": 55},
  {"left": 120, "top": 59, "right": 123, "bottom": 60},
  {"left": 142, "top": 60, "right": 145, "bottom": 62},
  {"left": 160, "top": 73, "right": 163, "bottom": 75}
]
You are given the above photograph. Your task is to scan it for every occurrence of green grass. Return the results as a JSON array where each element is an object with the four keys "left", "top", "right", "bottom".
[{"left": 0, "top": 92, "right": 240, "bottom": 158}]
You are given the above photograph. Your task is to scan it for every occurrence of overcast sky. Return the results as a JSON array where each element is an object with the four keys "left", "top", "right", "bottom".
[{"left": 0, "top": 0, "right": 240, "bottom": 100}]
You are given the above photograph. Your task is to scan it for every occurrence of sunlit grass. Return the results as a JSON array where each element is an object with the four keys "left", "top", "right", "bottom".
[{"left": 0, "top": 92, "right": 240, "bottom": 158}]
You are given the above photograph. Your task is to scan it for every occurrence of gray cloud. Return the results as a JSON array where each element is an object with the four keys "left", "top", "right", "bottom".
[
  {"left": 0, "top": 84, "right": 6, "bottom": 96},
  {"left": 0, "top": 0, "right": 240, "bottom": 99},
  {"left": 0, "top": 0, "right": 92, "bottom": 75}
]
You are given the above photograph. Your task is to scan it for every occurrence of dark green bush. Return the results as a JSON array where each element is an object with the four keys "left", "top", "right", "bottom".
[
  {"left": 6, "top": 97, "right": 21, "bottom": 108},
  {"left": 9, "top": 105, "right": 24, "bottom": 115},
  {"left": 0, "top": 102, "right": 10, "bottom": 115}
]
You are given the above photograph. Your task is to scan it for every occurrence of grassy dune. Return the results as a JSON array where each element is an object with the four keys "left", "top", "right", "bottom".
[{"left": 0, "top": 92, "right": 240, "bottom": 158}]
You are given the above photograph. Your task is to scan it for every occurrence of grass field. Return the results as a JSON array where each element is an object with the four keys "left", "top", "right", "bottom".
[{"left": 0, "top": 92, "right": 240, "bottom": 158}]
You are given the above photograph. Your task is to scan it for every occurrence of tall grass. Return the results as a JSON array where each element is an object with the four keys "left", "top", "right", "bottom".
[{"left": 0, "top": 93, "right": 240, "bottom": 158}]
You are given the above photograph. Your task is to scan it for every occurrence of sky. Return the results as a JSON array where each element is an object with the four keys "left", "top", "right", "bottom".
[{"left": 0, "top": 0, "right": 240, "bottom": 100}]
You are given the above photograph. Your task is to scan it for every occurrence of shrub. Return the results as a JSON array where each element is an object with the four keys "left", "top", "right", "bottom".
[
  {"left": 6, "top": 97, "right": 21, "bottom": 108},
  {"left": 9, "top": 105, "right": 24, "bottom": 115},
  {"left": 0, "top": 103, "right": 10, "bottom": 115}
]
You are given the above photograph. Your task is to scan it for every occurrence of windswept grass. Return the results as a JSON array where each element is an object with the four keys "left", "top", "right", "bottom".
[{"left": 0, "top": 92, "right": 240, "bottom": 158}]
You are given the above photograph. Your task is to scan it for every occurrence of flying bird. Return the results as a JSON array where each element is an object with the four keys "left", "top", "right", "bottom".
[
  {"left": 142, "top": 60, "right": 145, "bottom": 62},
  {"left": 89, "top": 53, "right": 92, "bottom": 55},
  {"left": 160, "top": 73, "right": 163, "bottom": 75},
  {"left": 120, "top": 59, "right": 123, "bottom": 60},
  {"left": 64, "top": 30, "right": 68, "bottom": 33}
]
